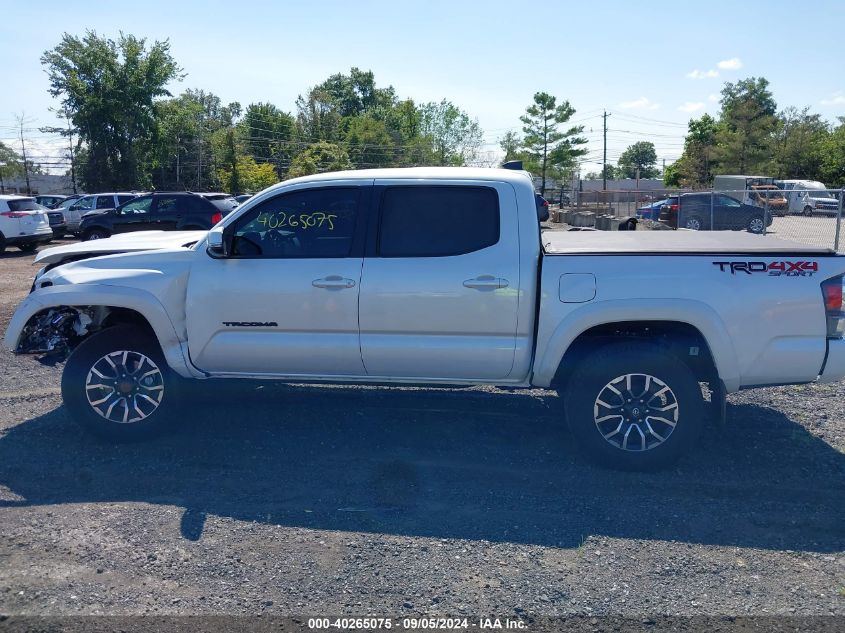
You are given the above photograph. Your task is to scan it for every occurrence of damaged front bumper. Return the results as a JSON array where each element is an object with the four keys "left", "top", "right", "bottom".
[{"left": 11, "top": 306, "right": 97, "bottom": 356}]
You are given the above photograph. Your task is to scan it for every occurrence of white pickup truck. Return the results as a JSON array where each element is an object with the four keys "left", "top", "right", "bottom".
[{"left": 6, "top": 167, "right": 845, "bottom": 470}]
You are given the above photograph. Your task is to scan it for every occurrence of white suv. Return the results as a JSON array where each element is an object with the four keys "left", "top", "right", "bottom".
[{"left": 0, "top": 195, "right": 53, "bottom": 253}]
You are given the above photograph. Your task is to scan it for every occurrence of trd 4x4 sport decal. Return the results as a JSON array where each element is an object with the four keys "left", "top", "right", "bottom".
[{"left": 713, "top": 261, "right": 818, "bottom": 276}]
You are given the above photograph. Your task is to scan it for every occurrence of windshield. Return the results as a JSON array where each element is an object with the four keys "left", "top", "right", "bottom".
[{"left": 808, "top": 189, "right": 835, "bottom": 199}]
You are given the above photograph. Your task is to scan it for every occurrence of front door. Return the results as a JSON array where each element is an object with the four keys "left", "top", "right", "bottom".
[
  {"left": 112, "top": 196, "right": 157, "bottom": 233},
  {"left": 358, "top": 181, "right": 521, "bottom": 381},
  {"left": 186, "top": 184, "right": 370, "bottom": 376}
]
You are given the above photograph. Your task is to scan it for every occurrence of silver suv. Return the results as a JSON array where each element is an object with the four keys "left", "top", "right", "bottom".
[{"left": 61, "top": 193, "right": 140, "bottom": 235}]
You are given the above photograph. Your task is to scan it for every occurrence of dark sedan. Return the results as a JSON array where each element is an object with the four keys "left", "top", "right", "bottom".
[{"left": 660, "top": 193, "right": 772, "bottom": 234}]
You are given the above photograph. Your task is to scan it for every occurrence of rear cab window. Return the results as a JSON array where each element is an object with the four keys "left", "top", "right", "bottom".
[{"left": 377, "top": 186, "right": 499, "bottom": 257}]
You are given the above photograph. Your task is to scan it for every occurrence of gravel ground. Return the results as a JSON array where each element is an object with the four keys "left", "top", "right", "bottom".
[{"left": 0, "top": 239, "right": 844, "bottom": 620}]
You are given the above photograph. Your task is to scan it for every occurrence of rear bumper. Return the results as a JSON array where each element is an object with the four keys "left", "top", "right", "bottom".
[
  {"left": 6, "top": 231, "right": 53, "bottom": 246},
  {"left": 819, "top": 338, "right": 845, "bottom": 383}
]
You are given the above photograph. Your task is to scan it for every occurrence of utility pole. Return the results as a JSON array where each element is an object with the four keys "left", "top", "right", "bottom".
[
  {"left": 602, "top": 110, "right": 610, "bottom": 191},
  {"left": 16, "top": 113, "right": 32, "bottom": 195},
  {"left": 66, "top": 115, "right": 77, "bottom": 194}
]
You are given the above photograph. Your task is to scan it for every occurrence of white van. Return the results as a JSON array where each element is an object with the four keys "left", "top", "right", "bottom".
[{"left": 775, "top": 180, "right": 840, "bottom": 216}]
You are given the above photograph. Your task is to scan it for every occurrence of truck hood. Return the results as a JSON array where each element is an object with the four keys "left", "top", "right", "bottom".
[
  {"left": 542, "top": 229, "right": 837, "bottom": 254},
  {"left": 34, "top": 247, "right": 198, "bottom": 306},
  {"left": 35, "top": 230, "right": 207, "bottom": 265}
]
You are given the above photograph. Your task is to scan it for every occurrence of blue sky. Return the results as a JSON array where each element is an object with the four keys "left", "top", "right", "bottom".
[{"left": 1, "top": 0, "right": 843, "bottom": 173}]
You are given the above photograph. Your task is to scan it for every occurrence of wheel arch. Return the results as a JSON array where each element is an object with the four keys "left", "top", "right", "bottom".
[
  {"left": 532, "top": 299, "right": 741, "bottom": 392},
  {"left": 4, "top": 285, "right": 199, "bottom": 378}
]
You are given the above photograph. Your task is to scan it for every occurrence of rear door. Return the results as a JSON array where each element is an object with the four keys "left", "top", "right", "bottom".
[
  {"left": 358, "top": 181, "right": 521, "bottom": 380},
  {"left": 151, "top": 195, "right": 183, "bottom": 230}
]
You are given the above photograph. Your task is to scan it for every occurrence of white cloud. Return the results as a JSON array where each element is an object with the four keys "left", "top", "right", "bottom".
[
  {"left": 687, "top": 69, "right": 719, "bottom": 79},
  {"left": 717, "top": 57, "right": 743, "bottom": 70},
  {"left": 708, "top": 94, "right": 719, "bottom": 103},
  {"left": 618, "top": 96, "right": 660, "bottom": 111},
  {"left": 678, "top": 102, "right": 705, "bottom": 113},
  {"left": 821, "top": 92, "right": 845, "bottom": 106}
]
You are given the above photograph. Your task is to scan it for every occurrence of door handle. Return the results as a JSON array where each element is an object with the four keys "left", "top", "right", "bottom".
[
  {"left": 463, "top": 275, "right": 509, "bottom": 290},
  {"left": 312, "top": 275, "right": 356, "bottom": 289}
]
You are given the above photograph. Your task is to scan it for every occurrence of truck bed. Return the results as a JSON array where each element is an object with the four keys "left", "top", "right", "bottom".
[{"left": 542, "top": 230, "right": 836, "bottom": 255}]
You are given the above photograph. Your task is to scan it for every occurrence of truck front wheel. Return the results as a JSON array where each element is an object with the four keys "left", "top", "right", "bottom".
[
  {"left": 61, "top": 326, "right": 180, "bottom": 441},
  {"left": 562, "top": 342, "right": 705, "bottom": 471}
]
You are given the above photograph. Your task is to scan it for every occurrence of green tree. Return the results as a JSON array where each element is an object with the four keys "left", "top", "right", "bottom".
[
  {"left": 772, "top": 107, "right": 829, "bottom": 179},
  {"left": 672, "top": 113, "right": 718, "bottom": 188},
  {"left": 313, "top": 67, "right": 397, "bottom": 118},
  {"left": 714, "top": 77, "right": 778, "bottom": 174},
  {"left": 418, "top": 100, "right": 482, "bottom": 166},
  {"left": 617, "top": 141, "right": 658, "bottom": 179},
  {"left": 295, "top": 88, "right": 343, "bottom": 143},
  {"left": 0, "top": 142, "right": 22, "bottom": 193},
  {"left": 41, "top": 30, "right": 182, "bottom": 190},
  {"left": 520, "top": 92, "right": 587, "bottom": 195},
  {"left": 499, "top": 131, "right": 522, "bottom": 162},
  {"left": 819, "top": 118, "right": 845, "bottom": 187},
  {"left": 287, "top": 142, "right": 352, "bottom": 178},
  {"left": 345, "top": 117, "right": 394, "bottom": 168},
  {"left": 239, "top": 102, "right": 295, "bottom": 178},
  {"left": 218, "top": 156, "right": 278, "bottom": 193}
]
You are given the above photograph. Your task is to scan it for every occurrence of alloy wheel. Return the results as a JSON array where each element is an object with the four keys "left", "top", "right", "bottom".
[
  {"left": 85, "top": 350, "right": 165, "bottom": 423},
  {"left": 593, "top": 373, "right": 680, "bottom": 452}
]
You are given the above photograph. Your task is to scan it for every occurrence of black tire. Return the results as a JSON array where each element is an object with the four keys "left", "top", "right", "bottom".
[
  {"left": 803, "top": 206, "right": 813, "bottom": 217},
  {"left": 83, "top": 227, "right": 110, "bottom": 241},
  {"left": 18, "top": 243, "right": 38, "bottom": 253},
  {"left": 61, "top": 326, "right": 180, "bottom": 441},
  {"left": 0, "top": 234, "right": 6, "bottom": 254},
  {"left": 561, "top": 341, "right": 705, "bottom": 471}
]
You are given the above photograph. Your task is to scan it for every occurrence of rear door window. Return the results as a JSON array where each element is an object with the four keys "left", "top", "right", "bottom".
[
  {"left": 96, "top": 196, "right": 115, "bottom": 209},
  {"left": 377, "top": 186, "right": 499, "bottom": 257},
  {"left": 154, "top": 196, "right": 182, "bottom": 214}
]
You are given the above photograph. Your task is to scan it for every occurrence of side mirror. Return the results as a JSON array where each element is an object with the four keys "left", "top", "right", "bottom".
[{"left": 207, "top": 226, "right": 228, "bottom": 258}]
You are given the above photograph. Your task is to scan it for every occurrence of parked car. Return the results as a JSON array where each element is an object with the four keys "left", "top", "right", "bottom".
[
  {"left": 8, "top": 166, "right": 845, "bottom": 472},
  {"left": 34, "top": 194, "right": 68, "bottom": 209},
  {"left": 197, "top": 192, "right": 240, "bottom": 214},
  {"left": 662, "top": 192, "right": 771, "bottom": 233},
  {"left": 79, "top": 192, "right": 226, "bottom": 241},
  {"left": 775, "top": 180, "right": 840, "bottom": 216},
  {"left": 0, "top": 195, "right": 53, "bottom": 253},
  {"left": 535, "top": 193, "right": 550, "bottom": 221},
  {"left": 63, "top": 193, "right": 140, "bottom": 236},
  {"left": 748, "top": 185, "right": 788, "bottom": 215},
  {"left": 46, "top": 209, "right": 67, "bottom": 237},
  {"left": 636, "top": 198, "right": 669, "bottom": 221}
]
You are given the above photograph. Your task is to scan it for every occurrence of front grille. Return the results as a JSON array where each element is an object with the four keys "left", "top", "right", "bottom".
[{"left": 47, "top": 213, "right": 64, "bottom": 225}]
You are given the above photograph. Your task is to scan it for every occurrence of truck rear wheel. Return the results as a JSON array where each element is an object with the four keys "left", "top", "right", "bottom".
[
  {"left": 61, "top": 326, "right": 179, "bottom": 441},
  {"left": 561, "top": 342, "right": 705, "bottom": 471}
]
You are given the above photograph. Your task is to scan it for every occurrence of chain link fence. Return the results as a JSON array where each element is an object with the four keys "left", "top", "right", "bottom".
[{"left": 558, "top": 187, "right": 845, "bottom": 251}]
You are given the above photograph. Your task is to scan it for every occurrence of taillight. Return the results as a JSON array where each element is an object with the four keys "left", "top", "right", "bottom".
[
  {"left": 211, "top": 212, "right": 222, "bottom": 225},
  {"left": 0, "top": 211, "right": 29, "bottom": 218},
  {"left": 821, "top": 275, "right": 845, "bottom": 338},
  {"left": 670, "top": 203, "right": 679, "bottom": 211}
]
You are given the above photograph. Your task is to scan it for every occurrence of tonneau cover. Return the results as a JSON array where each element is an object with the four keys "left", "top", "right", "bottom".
[{"left": 542, "top": 229, "right": 837, "bottom": 255}]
